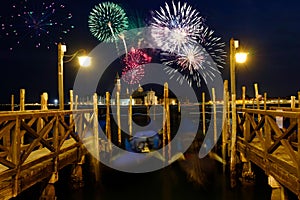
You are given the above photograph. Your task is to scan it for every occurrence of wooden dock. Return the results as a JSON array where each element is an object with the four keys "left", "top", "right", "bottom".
[
  {"left": 0, "top": 109, "right": 98, "bottom": 200},
  {"left": 235, "top": 107, "right": 300, "bottom": 198}
]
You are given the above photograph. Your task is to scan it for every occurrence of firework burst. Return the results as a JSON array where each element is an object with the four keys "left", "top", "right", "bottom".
[
  {"left": 122, "top": 47, "right": 152, "bottom": 84},
  {"left": 88, "top": 2, "right": 128, "bottom": 42},
  {"left": 1, "top": 0, "right": 74, "bottom": 50},
  {"left": 149, "top": 1, "right": 204, "bottom": 53},
  {"left": 197, "top": 25, "right": 226, "bottom": 68},
  {"left": 163, "top": 44, "right": 220, "bottom": 87}
]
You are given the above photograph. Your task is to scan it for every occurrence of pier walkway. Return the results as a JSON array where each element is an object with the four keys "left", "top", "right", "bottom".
[
  {"left": 236, "top": 107, "right": 300, "bottom": 198},
  {"left": 0, "top": 109, "right": 98, "bottom": 200}
]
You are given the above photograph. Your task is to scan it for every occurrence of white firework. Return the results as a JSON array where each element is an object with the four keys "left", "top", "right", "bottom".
[
  {"left": 163, "top": 44, "right": 220, "bottom": 87},
  {"left": 150, "top": 1, "right": 204, "bottom": 53}
]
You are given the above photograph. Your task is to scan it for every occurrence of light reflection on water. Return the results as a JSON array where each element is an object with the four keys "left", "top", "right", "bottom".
[{"left": 55, "top": 160, "right": 270, "bottom": 200}]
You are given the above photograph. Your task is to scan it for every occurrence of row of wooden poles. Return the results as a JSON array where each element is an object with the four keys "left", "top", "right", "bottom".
[
  {"left": 104, "top": 82, "right": 172, "bottom": 160},
  {"left": 7, "top": 81, "right": 300, "bottom": 178}
]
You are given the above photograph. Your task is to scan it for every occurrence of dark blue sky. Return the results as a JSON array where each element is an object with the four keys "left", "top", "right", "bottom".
[{"left": 1, "top": 0, "right": 300, "bottom": 103}]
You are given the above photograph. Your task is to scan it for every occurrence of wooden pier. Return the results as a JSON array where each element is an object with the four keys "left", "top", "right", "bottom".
[
  {"left": 0, "top": 108, "right": 98, "bottom": 200},
  {"left": 234, "top": 107, "right": 300, "bottom": 198}
]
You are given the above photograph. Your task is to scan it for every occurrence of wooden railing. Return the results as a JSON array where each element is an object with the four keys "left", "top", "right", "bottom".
[
  {"left": 236, "top": 107, "right": 300, "bottom": 196},
  {"left": 0, "top": 109, "right": 96, "bottom": 199}
]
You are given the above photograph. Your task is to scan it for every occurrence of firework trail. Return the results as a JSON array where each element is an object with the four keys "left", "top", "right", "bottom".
[{"left": 1, "top": 0, "right": 74, "bottom": 50}]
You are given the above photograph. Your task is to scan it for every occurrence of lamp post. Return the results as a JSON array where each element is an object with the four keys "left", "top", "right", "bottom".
[
  {"left": 229, "top": 38, "right": 248, "bottom": 188},
  {"left": 57, "top": 43, "right": 91, "bottom": 110}
]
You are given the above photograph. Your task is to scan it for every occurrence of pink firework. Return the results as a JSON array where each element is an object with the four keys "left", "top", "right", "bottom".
[
  {"left": 123, "top": 47, "right": 152, "bottom": 67},
  {"left": 122, "top": 65, "right": 145, "bottom": 85},
  {"left": 122, "top": 47, "right": 152, "bottom": 84}
]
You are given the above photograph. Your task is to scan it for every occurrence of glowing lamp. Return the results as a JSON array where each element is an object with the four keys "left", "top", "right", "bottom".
[
  {"left": 78, "top": 56, "right": 92, "bottom": 67},
  {"left": 235, "top": 52, "right": 248, "bottom": 63}
]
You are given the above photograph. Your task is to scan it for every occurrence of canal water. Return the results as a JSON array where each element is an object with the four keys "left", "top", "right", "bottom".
[{"left": 13, "top": 155, "right": 271, "bottom": 199}]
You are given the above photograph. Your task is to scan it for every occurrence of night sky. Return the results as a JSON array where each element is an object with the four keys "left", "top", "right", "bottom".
[{"left": 1, "top": 0, "right": 300, "bottom": 104}]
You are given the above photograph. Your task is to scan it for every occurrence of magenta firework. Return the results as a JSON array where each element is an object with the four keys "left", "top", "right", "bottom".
[
  {"left": 1, "top": 0, "right": 74, "bottom": 50},
  {"left": 122, "top": 47, "right": 152, "bottom": 84}
]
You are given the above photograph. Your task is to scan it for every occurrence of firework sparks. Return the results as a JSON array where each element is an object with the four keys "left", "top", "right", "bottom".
[
  {"left": 88, "top": 2, "right": 128, "bottom": 43},
  {"left": 122, "top": 65, "right": 145, "bottom": 85},
  {"left": 149, "top": 1, "right": 204, "bottom": 53},
  {"left": 163, "top": 44, "right": 220, "bottom": 87},
  {"left": 1, "top": 0, "right": 74, "bottom": 50},
  {"left": 149, "top": 1, "right": 226, "bottom": 87},
  {"left": 198, "top": 25, "right": 226, "bottom": 68},
  {"left": 122, "top": 47, "right": 152, "bottom": 85}
]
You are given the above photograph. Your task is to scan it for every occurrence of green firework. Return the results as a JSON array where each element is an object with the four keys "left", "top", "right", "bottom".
[{"left": 88, "top": 2, "right": 129, "bottom": 42}]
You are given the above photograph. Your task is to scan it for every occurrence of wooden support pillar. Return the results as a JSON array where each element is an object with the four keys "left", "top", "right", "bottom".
[
  {"left": 11, "top": 94, "right": 14, "bottom": 111},
  {"left": 268, "top": 176, "right": 288, "bottom": 200},
  {"left": 116, "top": 91, "right": 121, "bottom": 145},
  {"left": 105, "top": 92, "right": 112, "bottom": 150},
  {"left": 71, "top": 156, "right": 85, "bottom": 189},
  {"left": 298, "top": 91, "right": 300, "bottom": 108},
  {"left": 202, "top": 92, "right": 206, "bottom": 135},
  {"left": 19, "top": 89, "right": 25, "bottom": 111},
  {"left": 128, "top": 96, "right": 133, "bottom": 137},
  {"left": 254, "top": 83, "right": 259, "bottom": 109},
  {"left": 291, "top": 96, "right": 296, "bottom": 109},
  {"left": 40, "top": 116, "right": 59, "bottom": 200},
  {"left": 264, "top": 92, "right": 267, "bottom": 110},
  {"left": 92, "top": 93, "right": 100, "bottom": 181},
  {"left": 222, "top": 80, "right": 229, "bottom": 173},
  {"left": 12, "top": 117, "right": 21, "bottom": 197},
  {"left": 212, "top": 88, "right": 217, "bottom": 151},
  {"left": 230, "top": 94, "right": 237, "bottom": 188},
  {"left": 242, "top": 86, "right": 246, "bottom": 109}
]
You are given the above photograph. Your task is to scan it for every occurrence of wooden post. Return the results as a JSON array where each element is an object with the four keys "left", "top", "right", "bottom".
[
  {"left": 75, "top": 95, "right": 78, "bottom": 110},
  {"left": 230, "top": 94, "right": 237, "bottom": 188},
  {"left": 264, "top": 92, "right": 267, "bottom": 110},
  {"left": 163, "top": 82, "right": 170, "bottom": 160},
  {"left": 38, "top": 93, "right": 48, "bottom": 140},
  {"left": 128, "top": 96, "right": 132, "bottom": 137},
  {"left": 298, "top": 92, "right": 300, "bottom": 108},
  {"left": 41, "top": 116, "right": 59, "bottom": 199},
  {"left": 116, "top": 91, "right": 121, "bottom": 145},
  {"left": 105, "top": 92, "right": 111, "bottom": 143},
  {"left": 92, "top": 93, "right": 100, "bottom": 181},
  {"left": 242, "top": 86, "right": 246, "bottom": 109},
  {"left": 222, "top": 80, "right": 229, "bottom": 173},
  {"left": 11, "top": 94, "right": 14, "bottom": 111},
  {"left": 19, "top": 89, "right": 25, "bottom": 111},
  {"left": 212, "top": 88, "right": 217, "bottom": 151},
  {"left": 254, "top": 83, "right": 259, "bottom": 109},
  {"left": 70, "top": 90, "right": 74, "bottom": 110},
  {"left": 202, "top": 92, "right": 206, "bottom": 135},
  {"left": 12, "top": 117, "right": 21, "bottom": 197},
  {"left": 291, "top": 96, "right": 296, "bottom": 109}
]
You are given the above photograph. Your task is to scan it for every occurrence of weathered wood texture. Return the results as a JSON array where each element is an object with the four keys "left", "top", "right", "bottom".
[
  {"left": 236, "top": 108, "right": 300, "bottom": 197},
  {"left": 0, "top": 109, "right": 95, "bottom": 199}
]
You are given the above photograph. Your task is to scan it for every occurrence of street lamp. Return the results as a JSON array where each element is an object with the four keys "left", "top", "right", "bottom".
[
  {"left": 58, "top": 43, "right": 91, "bottom": 110},
  {"left": 229, "top": 38, "right": 248, "bottom": 188},
  {"left": 229, "top": 38, "right": 248, "bottom": 95}
]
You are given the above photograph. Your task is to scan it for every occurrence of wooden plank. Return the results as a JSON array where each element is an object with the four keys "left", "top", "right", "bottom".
[
  {"left": 281, "top": 139, "right": 299, "bottom": 168},
  {"left": 268, "top": 121, "right": 297, "bottom": 154}
]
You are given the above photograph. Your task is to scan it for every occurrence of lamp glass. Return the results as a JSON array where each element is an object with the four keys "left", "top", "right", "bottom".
[
  {"left": 235, "top": 52, "right": 248, "bottom": 63},
  {"left": 78, "top": 56, "right": 91, "bottom": 67}
]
